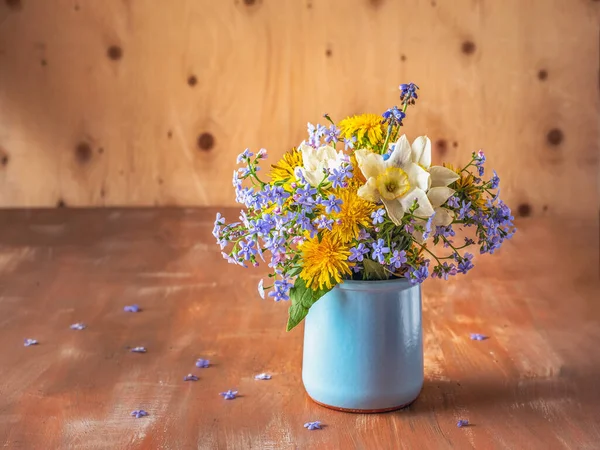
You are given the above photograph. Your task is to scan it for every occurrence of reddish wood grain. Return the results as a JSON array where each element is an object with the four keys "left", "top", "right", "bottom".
[{"left": 0, "top": 208, "right": 598, "bottom": 449}]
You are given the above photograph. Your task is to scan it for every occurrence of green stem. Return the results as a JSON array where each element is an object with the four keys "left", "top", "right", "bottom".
[
  {"left": 441, "top": 236, "right": 463, "bottom": 256},
  {"left": 249, "top": 168, "right": 266, "bottom": 186},
  {"left": 323, "top": 114, "right": 335, "bottom": 126},
  {"left": 391, "top": 126, "right": 400, "bottom": 144},
  {"left": 414, "top": 241, "right": 443, "bottom": 265},
  {"left": 460, "top": 158, "right": 476, "bottom": 172},
  {"left": 380, "top": 125, "right": 392, "bottom": 155},
  {"left": 451, "top": 242, "right": 473, "bottom": 251}
]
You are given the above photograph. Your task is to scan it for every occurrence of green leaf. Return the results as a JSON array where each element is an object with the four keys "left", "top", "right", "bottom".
[
  {"left": 286, "top": 266, "right": 302, "bottom": 277},
  {"left": 286, "top": 302, "right": 308, "bottom": 332},
  {"left": 362, "top": 258, "right": 388, "bottom": 280},
  {"left": 286, "top": 277, "right": 333, "bottom": 331}
]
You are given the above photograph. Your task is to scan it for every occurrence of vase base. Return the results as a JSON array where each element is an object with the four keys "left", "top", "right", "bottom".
[{"left": 308, "top": 394, "right": 418, "bottom": 414}]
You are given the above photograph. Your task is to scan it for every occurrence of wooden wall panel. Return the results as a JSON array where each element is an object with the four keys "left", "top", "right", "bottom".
[{"left": 0, "top": 0, "right": 598, "bottom": 216}]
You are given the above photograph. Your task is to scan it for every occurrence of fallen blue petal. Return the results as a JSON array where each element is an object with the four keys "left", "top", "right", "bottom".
[
  {"left": 130, "top": 347, "right": 147, "bottom": 353},
  {"left": 220, "top": 390, "right": 238, "bottom": 400},
  {"left": 470, "top": 333, "right": 488, "bottom": 341},
  {"left": 124, "top": 305, "right": 141, "bottom": 313},
  {"left": 131, "top": 410, "right": 148, "bottom": 418},
  {"left": 184, "top": 374, "right": 199, "bottom": 381},
  {"left": 254, "top": 373, "right": 272, "bottom": 380},
  {"left": 457, "top": 419, "right": 469, "bottom": 428},
  {"left": 196, "top": 358, "right": 210, "bottom": 368},
  {"left": 304, "top": 421, "right": 322, "bottom": 430},
  {"left": 70, "top": 323, "right": 86, "bottom": 330},
  {"left": 24, "top": 339, "right": 38, "bottom": 347}
]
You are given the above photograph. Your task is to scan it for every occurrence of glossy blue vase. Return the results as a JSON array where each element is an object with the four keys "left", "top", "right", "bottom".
[{"left": 302, "top": 278, "right": 423, "bottom": 412}]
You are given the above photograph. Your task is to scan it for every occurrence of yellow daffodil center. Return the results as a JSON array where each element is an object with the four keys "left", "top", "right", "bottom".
[{"left": 375, "top": 167, "right": 410, "bottom": 200}]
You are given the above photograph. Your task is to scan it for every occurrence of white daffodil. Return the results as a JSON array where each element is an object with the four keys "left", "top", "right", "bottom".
[
  {"left": 410, "top": 136, "right": 460, "bottom": 227},
  {"left": 355, "top": 135, "right": 434, "bottom": 225},
  {"left": 298, "top": 143, "right": 345, "bottom": 187}
]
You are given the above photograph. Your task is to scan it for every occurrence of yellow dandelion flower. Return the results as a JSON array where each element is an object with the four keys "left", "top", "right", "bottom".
[
  {"left": 338, "top": 114, "right": 386, "bottom": 147},
  {"left": 270, "top": 148, "right": 303, "bottom": 191},
  {"left": 444, "top": 163, "right": 488, "bottom": 209},
  {"left": 330, "top": 187, "right": 376, "bottom": 243},
  {"left": 299, "top": 232, "right": 353, "bottom": 290}
]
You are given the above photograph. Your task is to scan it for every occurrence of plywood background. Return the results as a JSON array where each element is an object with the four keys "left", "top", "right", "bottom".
[{"left": 0, "top": 0, "right": 598, "bottom": 216}]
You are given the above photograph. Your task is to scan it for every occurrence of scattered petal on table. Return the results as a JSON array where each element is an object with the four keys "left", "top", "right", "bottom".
[
  {"left": 124, "top": 305, "right": 141, "bottom": 313},
  {"left": 254, "top": 373, "right": 272, "bottom": 380},
  {"left": 184, "top": 374, "right": 199, "bottom": 381},
  {"left": 457, "top": 419, "right": 469, "bottom": 428},
  {"left": 304, "top": 421, "right": 322, "bottom": 430},
  {"left": 469, "top": 333, "right": 488, "bottom": 341},
  {"left": 131, "top": 410, "right": 148, "bottom": 418},
  {"left": 220, "top": 390, "right": 238, "bottom": 400},
  {"left": 130, "top": 347, "right": 147, "bottom": 353},
  {"left": 24, "top": 339, "right": 38, "bottom": 347},
  {"left": 70, "top": 323, "right": 86, "bottom": 330},
  {"left": 196, "top": 359, "right": 210, "bottom": 368}
]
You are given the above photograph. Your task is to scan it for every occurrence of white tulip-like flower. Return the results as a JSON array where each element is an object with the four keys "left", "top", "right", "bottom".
[{"left": 298, "top": 143, "right": 346, "bottom": 187}]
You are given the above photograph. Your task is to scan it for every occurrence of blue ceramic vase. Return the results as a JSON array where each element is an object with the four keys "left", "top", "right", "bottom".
[{"left": 302, "top": 278, "right": 423, "bottom": 412}]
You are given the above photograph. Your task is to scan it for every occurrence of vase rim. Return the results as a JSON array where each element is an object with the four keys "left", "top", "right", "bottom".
[{"left": 336, "top": 277, "right": 417, "bottom": 291}]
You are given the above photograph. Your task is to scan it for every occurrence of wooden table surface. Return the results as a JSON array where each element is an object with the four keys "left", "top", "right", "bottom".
[{"left": 0, "top": 208, "right": 598, "bottom": 449}]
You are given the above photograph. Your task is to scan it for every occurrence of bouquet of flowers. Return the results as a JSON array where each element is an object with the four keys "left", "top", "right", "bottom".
[{"left": 214, "top": 83, "right": 516, "bottom": 331}]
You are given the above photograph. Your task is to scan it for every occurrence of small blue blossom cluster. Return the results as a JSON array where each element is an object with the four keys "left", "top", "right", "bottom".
[
  {"left": 304, "top": 421, "right": 322, "bottom": 430},
  {"left": 399, "top": 83, "right": 419, "bottom": 105},
  {"left": 196, "top": 358, "right": 210, "bottom": 368},
  {"left": 131, "top": 410, "right": 148, "bottom": 419},
  {"left": 220, "top": 390, "right": 238, "bottom": 400},
  {"left": 214, "top": 146, "right": 354, "bottom": 302},
  {"left": 470, "top": 333, "right": 488, "bottom": 341},
  {"left": 130, "top": 346, "right": 147, "bottom": 353},
  {"left": 382, "top": 106, "right": 406, "bottom": 127},
  {"left": 422, "top": 150, "right": 516, "bottom": 280},
  {"left": 474, "top": 149, "right": 486, "bottom": 176},
  {"left": 308, "top": 121, "right": 341, "bottom": 148},
  {"left": 347, "top": 233, "right": 415, "bottom": 281},
  {"left": 254, "top": 373, "right": 272, "bottom": 380}
]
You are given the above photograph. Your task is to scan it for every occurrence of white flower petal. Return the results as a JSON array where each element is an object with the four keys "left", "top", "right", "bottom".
[
  {"left": 411, "top": 136, "right": 431, "bottom": 169},
  {"left": 427, "top": 186, "right": 455, "bottom": 208},
  {"left": 381, "top": 198, "right": 405, "bottom": 225},
  {"left": 299, "top": 143, "right": 319, "bottom": 171},
  {"left": 357, "top": 177, "right": 381, "bottom": 203},
  {"left": 386, "top": 134, "right": 412, "bottom": 168},
  {"left": 300, "top": 167, "right": 325, "bottom": 187},
  {"left": 430, "top": 166, "right": 460, "bottom": 188},
  {"left": 432, "top": 207, "right": 454, "bottom": 227},
  {"left": 399, "top": 188, "right": 435, "bottom": 218},
  {"left": 404, "top": 163, "right": 430, "bottom": 192},
  {"left": 355, "top": 149, "right": 385, "bottom": 179},
  {"left": 317, "top": 145, "right": 339, "bottom": 167}
]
